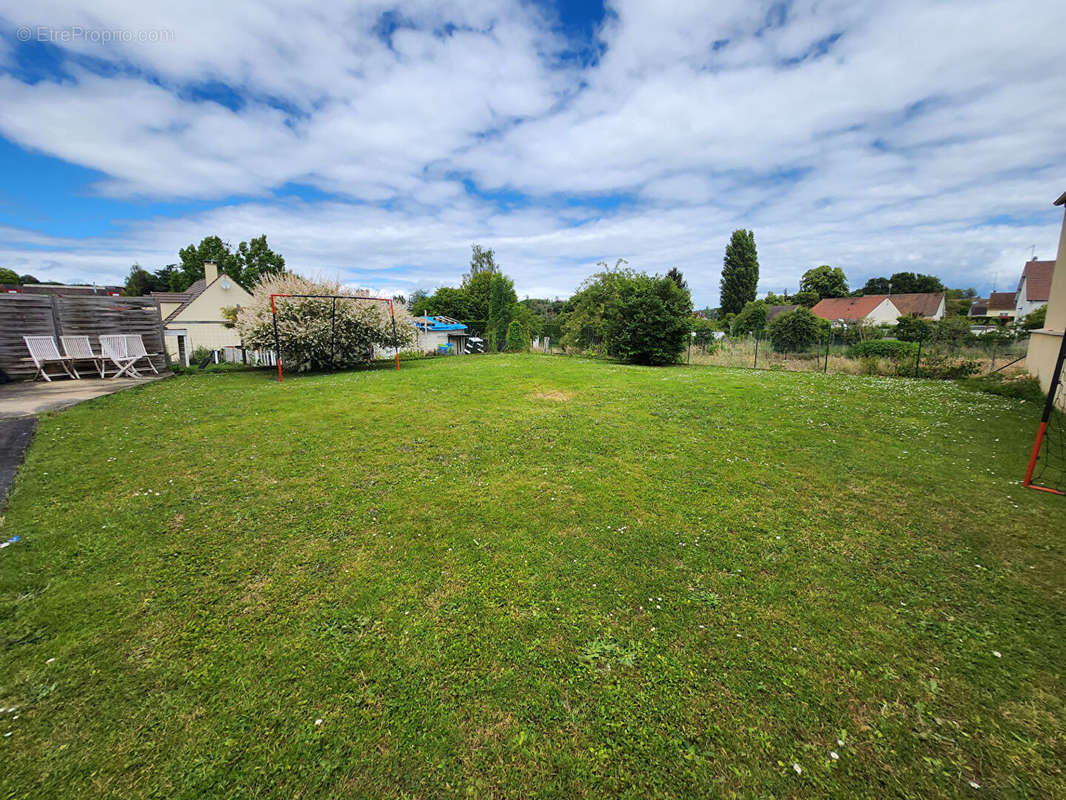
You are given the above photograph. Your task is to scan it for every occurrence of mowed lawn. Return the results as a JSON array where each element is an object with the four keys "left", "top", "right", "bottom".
[{"left": 1, "top": 355, "right": 1063, "bottom": 799}]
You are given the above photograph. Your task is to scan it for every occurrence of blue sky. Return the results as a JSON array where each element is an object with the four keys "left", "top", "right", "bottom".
[{"left": 0, "top": 0, "right": 1063, "bottom": 304}]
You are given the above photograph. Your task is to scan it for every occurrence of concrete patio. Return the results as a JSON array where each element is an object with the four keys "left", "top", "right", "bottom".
[{"left": 0, "top": 375, "right": 168, "bottom": 419}]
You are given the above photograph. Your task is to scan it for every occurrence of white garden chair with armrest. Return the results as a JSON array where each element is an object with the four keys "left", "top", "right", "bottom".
[
  {"left": 23, "top": 336, "right": 79, "bottom": 381},
  {"left": 99, "top": 334, "right": 140, "bottom": 378},
  {"left": 123, "top": 334, "right": 160, "bottom": 375},
  {"left": 60, "top": 335, "right": 106, "bottom": 378}
]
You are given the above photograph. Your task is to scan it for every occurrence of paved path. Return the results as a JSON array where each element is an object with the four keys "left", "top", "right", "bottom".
[
  {"left": 0, "top": 416, "right": 37, "bottom": 507},
  {"left": 0, "top": 376, "right": 167, "bottom": 419}
]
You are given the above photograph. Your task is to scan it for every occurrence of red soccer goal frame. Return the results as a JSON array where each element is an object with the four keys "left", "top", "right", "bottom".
[
  {"left": 270, "top": 293, "right": 400, "bottom": 382},
  {"left": 1022, "top": 329, "right": 1066, "bottom": 495}
]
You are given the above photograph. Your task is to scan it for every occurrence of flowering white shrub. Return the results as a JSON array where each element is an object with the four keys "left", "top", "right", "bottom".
[{"left": 237, "top": 273, "right": 414, "bottom": 371}]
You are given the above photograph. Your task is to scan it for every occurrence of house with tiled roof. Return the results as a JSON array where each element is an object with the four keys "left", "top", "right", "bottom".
[
  {"left": 886, "top": 292, "right": 946, "bottom": 320},
  {"left": 148, "top": 262, "right": 251, "bottom": 365},
  {"left": 766, "top": 304, "right": 800, "bottom": 321},
  {"left": 986, "top": 291, "right": 1017, "bottom": 320},
  {"left": 1015, "top": 259, "right": 1055, "bottom": 319},
  {"left": 810, "top": 295, "right": 901, "bottom": 325}
]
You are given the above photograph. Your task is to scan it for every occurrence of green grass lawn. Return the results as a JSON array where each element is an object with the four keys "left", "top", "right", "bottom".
[{"left": 1, "top": 355, "right": 1063, "bottom": 798}]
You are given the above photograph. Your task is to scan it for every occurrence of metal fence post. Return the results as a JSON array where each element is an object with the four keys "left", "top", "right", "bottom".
[
  {"left": 914, "top": 338, "right": 922, "bottom": 378},
  {"left": 753, "top": 334, "right": 759, "bottom": 368},
  {"left": 823, "top": 330, "right": 830, "bottom": 373}
]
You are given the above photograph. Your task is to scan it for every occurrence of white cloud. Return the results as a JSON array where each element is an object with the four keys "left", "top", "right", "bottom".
[{"left": 0, "top": 0, "right": 1064, "bottom": 304}]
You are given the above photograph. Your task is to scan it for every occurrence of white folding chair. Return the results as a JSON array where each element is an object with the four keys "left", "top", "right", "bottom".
[
  {"left": 99, "top": 335, "right": 140, "bottom": 378},
  {"left": 23, "top": 336, "right": 79, "bottom": 381},
  {"left": 60, "top": 335, "right": 106, "bottom": 378},
  {"left": 123, "top": 334, "right": 160, "bottom": 375}
]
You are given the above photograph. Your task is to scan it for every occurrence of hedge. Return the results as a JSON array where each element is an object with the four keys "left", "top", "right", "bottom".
[{"left": 847, "top": 340, "right": 918, "bottom": 359}]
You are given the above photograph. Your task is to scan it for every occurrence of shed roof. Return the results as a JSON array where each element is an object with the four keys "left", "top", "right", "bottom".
[{"left": 413, "top": 315, "right": 468, "bottom": 332}]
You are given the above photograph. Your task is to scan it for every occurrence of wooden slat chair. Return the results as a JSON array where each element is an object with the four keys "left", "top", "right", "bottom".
[
  {"left": 23, "top": 336, "right": 79, "bottom": 381},
  {"left": 99, "top": 334, "right": 140, "bottom": 378},
  {"left": 60, "top": 335, "right": 106, "bottom": 379},
  {"left": 123, "top": 334, "right": 160, "bottom": 375}
]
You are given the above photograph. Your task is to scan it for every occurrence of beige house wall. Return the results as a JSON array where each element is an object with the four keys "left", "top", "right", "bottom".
[
  {"left": 164, "top": 274, "right": 252, "bottom": 359},
  {"left": 1026, "top": 196, "right": 1066, "bottom": 408},
  {"left": 867, "top": 298, "right": 902, "bottom": 325}
]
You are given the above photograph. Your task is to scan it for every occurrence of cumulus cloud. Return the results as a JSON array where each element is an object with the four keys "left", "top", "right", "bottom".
[{"left": 0, "top": 0, "right": 1063, "bottom": 304}]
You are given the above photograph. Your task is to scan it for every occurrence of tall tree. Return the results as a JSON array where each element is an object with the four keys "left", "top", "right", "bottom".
[
  {"left": 0, "top": 268, "right": 20, "bottom": 284},
  {"left": 124, "top": 264, "right": 161, "bottom": 297},
  {"left": 235, "top": 234, "right": 286, "bottom": 287},
  {"left": 719, "top": 230, "right": 759, "bottom": 315},
  {"left": 666, "top": 267, "right": 688, "bottom": 292},
  {"left": 486, "top": 272, "right": 518, "bottom": 352},
  {"left": 861, "top": 276, "right": 891, "bottom": 294},
  {"left": 863, "top": 272, "right": 945, "bottom": 295},
  {"left": 177, "top": 234, "right": 286, "bottom": 291},
  {"left": 177, "top": 235, "right": 240, "bottom": 289},
  {"left": 799, "top": 265, "right": 848, "bottom": 299},
  {"left": 464, "top": 243, "right": 498, "bottom": 281}
]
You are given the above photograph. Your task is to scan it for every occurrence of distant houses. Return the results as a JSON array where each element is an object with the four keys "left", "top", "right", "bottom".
[
  {"left": 810, "top": 292, "right": 945, "bottom": 325},
  {"left": 985, "top": 292, "right": 1017, "bottom": 321}
]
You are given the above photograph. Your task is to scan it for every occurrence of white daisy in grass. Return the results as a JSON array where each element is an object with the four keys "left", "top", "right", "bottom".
[{"left": 792, "top": 763, "right": 802, "bottom": 774}]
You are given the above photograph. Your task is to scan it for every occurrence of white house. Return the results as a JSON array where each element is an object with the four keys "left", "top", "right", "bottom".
[
  {"left": 149, "top": 261, "right": 252, "bottom": 365},
  {"left": 810, "top": 295, "right": 901, "bottom": 325},
  {"left": 1015, "top": 259, "right": 1055, "bottom": 320}
]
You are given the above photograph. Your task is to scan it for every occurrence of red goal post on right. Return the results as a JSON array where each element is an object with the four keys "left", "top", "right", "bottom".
[{"left": 1023, "top": 330, "right": 1066, "bottom": 496}]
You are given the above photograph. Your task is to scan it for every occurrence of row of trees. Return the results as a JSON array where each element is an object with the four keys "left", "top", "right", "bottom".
[
  {"left": 0, "top": 269, "right": 42, "bottom": 285},
  {"left": 409, "top": 245, "right": 570, "bottom": 352},
  {"left": 124, "top": 235, "right": 286, "bottom": 295}
]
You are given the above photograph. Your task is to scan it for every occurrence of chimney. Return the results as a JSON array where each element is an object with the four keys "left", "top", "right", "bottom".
[{"left": 204, "top": 261, "right": 218, "bottom": 283}]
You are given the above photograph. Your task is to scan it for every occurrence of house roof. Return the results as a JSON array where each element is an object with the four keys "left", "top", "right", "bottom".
[
  {"left": 987, "top": 291, "right": 1016, "bottom": 312},
  {"left": 1019, "top": 259, "right": 1054, "bottom": 302},
  {"left": 811, "top": 295, "right": 890, "bottom": 321},
  {"left": 886, "top": 292, "right": 944, "bottom": 317},
  {"left": 766, "top": 304, "right": 799, "bottom": 321},
  {"left": 156, "top": 279, "right": 208, "bottom": 322},
  {"left": 413, "top": 315, "right": 468, "bottom": 332}
]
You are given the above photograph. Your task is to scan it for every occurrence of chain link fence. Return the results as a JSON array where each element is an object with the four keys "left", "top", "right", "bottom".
[{"left": 688, "top": 330, "right": 1030, "bottom": 379}]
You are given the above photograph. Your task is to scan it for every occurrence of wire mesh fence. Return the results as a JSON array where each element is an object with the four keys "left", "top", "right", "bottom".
[{"left": 688, "top": 330, "right": 1031, "bottom": 379}]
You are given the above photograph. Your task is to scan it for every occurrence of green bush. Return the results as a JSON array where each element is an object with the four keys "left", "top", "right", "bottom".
[
  {"left": 767, "top": 307, "right": 822, "bottom": 352},
  {"left": 730, "top": 300, "right": 767, "bottom": 336},
  {"left": 895, "top": 315, "right": 933, "bottom": 342},
  {"left": 913, "top": 355, "right": 980, "bottom": 380},
  {"left": 848, "top": 340, "right": 917, "bottom": 359},
  {"left": 505, "top": 319, "right": 526, "bottom": 352}
]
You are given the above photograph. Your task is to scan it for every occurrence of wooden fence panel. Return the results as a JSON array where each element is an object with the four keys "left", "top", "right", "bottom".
[
  {"left": 0, "top": 295, "right": 60, "bottom": 379},
  {"left": 0, "top": 294, "right": 167, "bottom": 379}
]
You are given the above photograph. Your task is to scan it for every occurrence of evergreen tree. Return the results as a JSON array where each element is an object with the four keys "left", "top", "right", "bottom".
[
  {"left": 666, "top": 267, "right": 688, "bottom": 292},
  {"left": 487, "top": 272, "right": 518, "bottom": 352},
  {"left": 506, "top": 319, "right": 526, "bottom": 351},
  {"left": 719, "top": 230, "right": 759, "bottom": 315}
]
